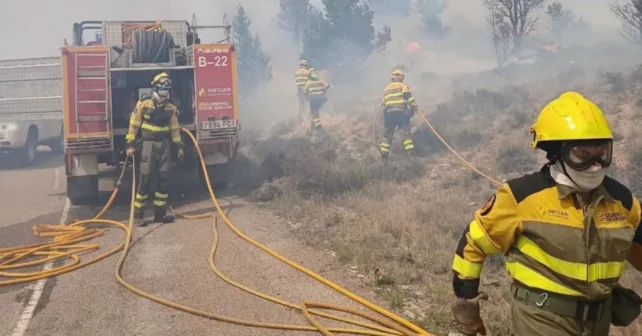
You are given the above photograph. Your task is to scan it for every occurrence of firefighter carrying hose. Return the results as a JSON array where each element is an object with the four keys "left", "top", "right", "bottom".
[
  {"left": 126, "top": 72, "right": 184, "bottom": 227},
  {"left": 450, "top": 92, "right": 642, "bottom": 336},
  {"left": 295, "top": 59, "right": 310, "bottom": 119},
  {"left": 303, "top": 68, "right": 330, "bottom": 131},
  {"left": 379, "top": 69, "right": 418, "bottom": 162}
]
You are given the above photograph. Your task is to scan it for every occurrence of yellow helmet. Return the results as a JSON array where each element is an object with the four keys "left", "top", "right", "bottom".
[
  {"left": 530, "top": 92, "right": 613, "bottom": 150},
  {"left": 151, "top": 72, "right": 170, "bottom": 86},
  {"left": 300, "top": 59, "right": 308, "bottom": 67},
  {"left": 391, "top": 69, "right": 405, "bottom": 81}
]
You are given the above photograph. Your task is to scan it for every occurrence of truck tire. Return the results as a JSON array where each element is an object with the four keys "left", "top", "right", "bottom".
[
  {"left": 18, "top": 128, "right": 38, "bottom": 166},
  {"left": 198, "top": 163, "right": 232, "bottom": 192},
  {"left": 50, "top": 130, "right": 64, "bottom": 155},
  {"left": 67, "top": 175, "right": 99, "bottom": 205}
]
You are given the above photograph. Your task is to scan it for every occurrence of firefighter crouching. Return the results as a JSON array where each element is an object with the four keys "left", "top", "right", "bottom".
[
  {"left": 380, "top": 69, "right": 418, "bottom": 162},
  {"left": 295, "top": 59, "right": 310, "bottom": 117},
  {"left": 302, "top": 68, "right": 330, "bottom": 131},
  {"left": 450, "top": 91, "right": 642, "bottom": 336},
  {"left": 126, "top": 72, "right": 185, "bottom": 227}
]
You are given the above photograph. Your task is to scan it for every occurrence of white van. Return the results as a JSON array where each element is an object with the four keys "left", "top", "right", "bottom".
[{"left": 0, "top": 57, "right": 64, "bottom": 165}]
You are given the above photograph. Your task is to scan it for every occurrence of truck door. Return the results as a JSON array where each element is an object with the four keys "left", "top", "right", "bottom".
[
  {"left": 61, "top": 46, "right": 113, "bottom": 153},
  {"left": 0, "top": 57, "right": 63, "bottom": 138},
  {"left": 193, "top": 44, "right": 239, "bottom": 143}
]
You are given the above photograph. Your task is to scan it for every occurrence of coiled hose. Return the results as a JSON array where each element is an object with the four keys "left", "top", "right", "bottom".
[{"left": 0, "top": 129, "right": 431, "bottom": 335}]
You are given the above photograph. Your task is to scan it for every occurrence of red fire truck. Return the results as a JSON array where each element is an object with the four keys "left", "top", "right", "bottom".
[{"left": 62, "top": 18, "right": 240, "bottom": 205}]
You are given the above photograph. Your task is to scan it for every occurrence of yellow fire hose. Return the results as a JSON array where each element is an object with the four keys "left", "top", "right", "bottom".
[
  {"left": 328, "top": 100, "right": 502, "bottom": 187},
  {"left": 0, "top": 129, "right": 430, "bottom": 335}
]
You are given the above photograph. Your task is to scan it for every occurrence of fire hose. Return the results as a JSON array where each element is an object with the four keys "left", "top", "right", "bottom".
[
  {"left": 328, "top": 101, "right": 502, "bottom": 187},
  {"left": 0, "top": 129, "right": 431, "bottom": 336}
]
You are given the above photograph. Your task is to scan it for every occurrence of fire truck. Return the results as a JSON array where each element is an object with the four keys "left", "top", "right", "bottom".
[{"left": 61, "top": 18, "right": 240, "bottom": 205}]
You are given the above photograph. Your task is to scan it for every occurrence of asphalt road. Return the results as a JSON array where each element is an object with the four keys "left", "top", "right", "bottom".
[{"left": 0, "top": 151, "right": 388, "bottom": 336}]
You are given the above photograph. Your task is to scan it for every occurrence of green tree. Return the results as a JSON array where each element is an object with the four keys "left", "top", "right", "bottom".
[
  {"left": 415, "top": 0, "right": 449, "bottom": 39},
  {"left": 301, "top": 0, "right": 391, "bottom": 79},
  {"left": 233, "top": 5, "right": 272, "bottom": 97},
  {"left": 368, "top": 0, "right": 412, "bottom": 16},
  {"left": 278, "top": 0, "right": 312, "bottom": 42}
]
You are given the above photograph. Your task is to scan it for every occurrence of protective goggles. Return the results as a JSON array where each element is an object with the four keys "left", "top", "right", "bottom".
[
  {"left": 154, "top": 77, "right": 172, "bottom": 88},
  {"left": 561, "top": 140, "right": 612, "bottom": 171}
]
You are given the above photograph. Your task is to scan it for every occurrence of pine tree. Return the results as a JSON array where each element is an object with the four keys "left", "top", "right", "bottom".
[
  {"left": 300, "top": 0, "right": 391, "bottom": 79},
  {"left": 278, "top": 0, "right": 312, "bottom": 42},
  {"left": 233, "top": 5, "right": 273, "bottom": 97},
  {"left": 368, "top": 0, "right": 412, "bottom": 16}
]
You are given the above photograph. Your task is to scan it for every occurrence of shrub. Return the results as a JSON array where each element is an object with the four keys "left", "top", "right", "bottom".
[{"left": 496, "top": 144, "right": 536, "bottom": 174}]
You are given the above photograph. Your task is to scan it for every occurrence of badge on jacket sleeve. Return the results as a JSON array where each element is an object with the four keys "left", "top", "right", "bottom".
[{"left": 479, "top": 194, "right": 496, "bottom": 216}]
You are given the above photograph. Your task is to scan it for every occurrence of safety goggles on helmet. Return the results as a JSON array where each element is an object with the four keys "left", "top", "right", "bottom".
[
  {"left": 154, "top": 76, "right": 172, "bottom": 88},
  {"left": 310, "top": 73, "right": 320, "bottom": 80},
  {"left": 561, "top": 140, "right": 612, "bottom": 171}
]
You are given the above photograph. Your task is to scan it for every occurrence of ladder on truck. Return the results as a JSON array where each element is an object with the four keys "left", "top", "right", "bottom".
[{"left": 67, "top": 51, "right": 113, "bottom": 152}]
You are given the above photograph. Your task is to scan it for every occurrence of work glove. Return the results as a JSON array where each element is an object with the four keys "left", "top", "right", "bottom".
[
  {"left": 126, "top": 147, "right": 136, "bottom": 157},
  {"left": 451, "top": 292, "right": 488, "bottom": 336},
  {"left": 177, "top": 148, "right": 184, "bottom": 162}
]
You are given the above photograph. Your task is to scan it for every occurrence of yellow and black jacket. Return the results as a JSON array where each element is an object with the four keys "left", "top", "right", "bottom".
[
  {"left": 295, "top": 68, "right": 309, "bottom": 89},
  {"left": 126, "top": 98, "right": 183, "bottom": 148},
  {"left": 303, "top": 78, "right": 329, "bottom": 98},
  {"left": 452, "top": 165, "right": 642, "bottom": 300},
  {"left": 382, "top": 82, "right": 417, "bottom": 111}
]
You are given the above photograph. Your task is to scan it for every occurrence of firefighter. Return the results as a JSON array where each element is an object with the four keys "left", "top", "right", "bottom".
[
  {"left": 450, "top": 91, "right": 642, "bottom": 336},
  {"left": 296, "top": 60, "right": 310, "bottom": 117},
  {"left": 126, "top": 72, "right": 184, "bottom": 227},
  {"left": 379, "top": 69, "right": 418, "bottom": 162},
  {"left": 302, "top": 68, "right": 330, "bottom": 131}
]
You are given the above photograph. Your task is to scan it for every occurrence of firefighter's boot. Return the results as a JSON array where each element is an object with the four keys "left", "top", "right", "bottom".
[
  {"left": 154, "top": 208, "right": 175, "bottom": 224},
  {"left": 134, "top": 209, "right": 148, "bottom": 227}
]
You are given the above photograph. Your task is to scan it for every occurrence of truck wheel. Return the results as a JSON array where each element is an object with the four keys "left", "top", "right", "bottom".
[
  {"left": 50, "top": 131, "right": 64, "bottom": 155},
  {"left": 198, "top": 163, "right": 231, "bottom": 192},
  {"left": 18, "top": 129, "right": 38, "bottom": 166},
  {"left": 67, "top": 175, "right": 99, "bottom": 205}
]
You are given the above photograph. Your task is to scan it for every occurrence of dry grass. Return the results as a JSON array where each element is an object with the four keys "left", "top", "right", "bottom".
[{"left": 240, "top": 63, "right": 642, "bottom": 335}]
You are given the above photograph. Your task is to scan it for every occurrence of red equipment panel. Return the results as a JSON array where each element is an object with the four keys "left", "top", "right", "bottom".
[
  {"left": 193, "top": 44, "right": 239, "bottom": 142},
  {"left": 62, "top": 46, "right": 112, "bottom": 152}
]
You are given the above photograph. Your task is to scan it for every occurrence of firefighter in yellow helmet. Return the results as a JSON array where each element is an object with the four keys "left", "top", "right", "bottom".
[
  {"left": 302, "top": 68, "right": 330, "bottom": 130},
  {"left": 295, "top": 60, "right": 310, "bottom": 118},
  {"left": 126, "top": 72, "right": 184, "bottom": 226},
  {"left": 379, "top": 69, "right": 418, "bottom": 161},
  {"left": 450, "top": 92, "right": 642, "bottom": 336}
]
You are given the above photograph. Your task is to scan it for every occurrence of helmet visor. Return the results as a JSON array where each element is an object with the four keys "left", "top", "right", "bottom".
[{"left": 561, "top": 140, "right": 612, "bottom": 170}]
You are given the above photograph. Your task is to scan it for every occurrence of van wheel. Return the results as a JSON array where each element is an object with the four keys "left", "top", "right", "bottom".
[{"left": 19, "top": 129, "right": 38, "bottom": 166}]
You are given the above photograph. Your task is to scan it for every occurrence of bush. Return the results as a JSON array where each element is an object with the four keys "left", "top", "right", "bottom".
[
  {"left": 252, "top": 133, "right": 426, "bottom": 199},
  {"left": 496, "top": 144, "right": 536, "bottom": 174}
]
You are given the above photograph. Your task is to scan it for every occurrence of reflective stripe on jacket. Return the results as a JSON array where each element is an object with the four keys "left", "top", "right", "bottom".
[
  {"left": 127, "top": 99, "right": 182, "bottom": 146},
  {"left": 452, "top": 165, "right": 642, "bottom": 300},
  {"left": 382, "top": 82, "right": 417, "bottom": 109},
  {"left": 303, "top": 79, "right": 328, "bottom": 97},
  {"left": 295, "top": 68, "right": 309, "bottom": 87}
]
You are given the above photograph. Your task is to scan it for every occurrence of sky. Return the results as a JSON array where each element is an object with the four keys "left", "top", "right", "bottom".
[{"left": 0, "top": 0, "right": 281, "bottom": 59}]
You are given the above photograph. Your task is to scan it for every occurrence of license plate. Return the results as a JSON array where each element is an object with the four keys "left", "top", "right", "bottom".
[{"left": 200, "top": 119, "right": 238, "bottom": 130}]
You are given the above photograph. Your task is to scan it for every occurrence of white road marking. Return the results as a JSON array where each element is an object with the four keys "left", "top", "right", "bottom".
[
  {"left": 10, "top": 197, "right": 70, "bottom": 336},
  {"left": 52, "top": 168, "right": 60, "bottom": 190}
]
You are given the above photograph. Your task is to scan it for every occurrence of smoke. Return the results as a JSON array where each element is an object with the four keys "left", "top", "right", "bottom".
[{"left": 0, "top": 0, "right": 639, "bottom": 132}]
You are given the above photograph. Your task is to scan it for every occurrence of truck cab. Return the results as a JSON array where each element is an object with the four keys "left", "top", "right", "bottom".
[{"left": 62, "top": 19, "right": 240, "bottom": 205}]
